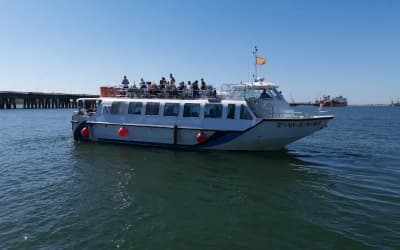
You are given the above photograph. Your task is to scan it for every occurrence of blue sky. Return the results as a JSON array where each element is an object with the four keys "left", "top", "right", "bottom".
[{"left": 0, "top": 0, "right": 399, "bottom": 104}]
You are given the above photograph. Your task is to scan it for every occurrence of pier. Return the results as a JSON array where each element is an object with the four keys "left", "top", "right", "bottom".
[{"left": 0, "top": 91, "right": 99, "bottom": 109}]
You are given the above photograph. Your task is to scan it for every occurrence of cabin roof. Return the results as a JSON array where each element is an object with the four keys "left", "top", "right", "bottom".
[
  {"left": 230, "top": 81, "right": 279, "bottom": 90},
  {"left": 77, "top": 97, "right": 246, "bottom": 105}
]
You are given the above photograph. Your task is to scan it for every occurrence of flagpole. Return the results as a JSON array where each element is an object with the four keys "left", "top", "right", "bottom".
[{"left": 253, "top": 46, "right": 258, "bottom": 82}]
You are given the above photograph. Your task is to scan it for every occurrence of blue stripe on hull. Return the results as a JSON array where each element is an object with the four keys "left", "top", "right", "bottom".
[
  {"left": 197, "top": 131, "right": 242, "bottom": 147},
  {"left": 92, "top": 130, "right": 243, "bottom": 149}
]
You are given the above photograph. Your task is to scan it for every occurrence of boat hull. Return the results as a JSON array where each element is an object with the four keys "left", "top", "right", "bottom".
[{"left": 72, "top": 116, "right": 333, "bottom": 151}]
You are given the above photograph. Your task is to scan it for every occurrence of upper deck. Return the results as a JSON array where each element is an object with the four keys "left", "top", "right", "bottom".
[{"left": 76, "top": 79, "right": 302, "bottom": 121}]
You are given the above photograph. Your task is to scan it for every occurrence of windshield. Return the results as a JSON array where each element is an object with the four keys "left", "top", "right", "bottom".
[
  {"left": 77, "top": 99, "right": 102, "bottom": 110},
  {"left": 246, "top": 88, "right": 281, "bottom": 99}
]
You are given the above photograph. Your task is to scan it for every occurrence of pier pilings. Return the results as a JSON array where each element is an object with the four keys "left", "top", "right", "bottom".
[{"left": 0, "top": 97, "right": 16, "bottom": 109}]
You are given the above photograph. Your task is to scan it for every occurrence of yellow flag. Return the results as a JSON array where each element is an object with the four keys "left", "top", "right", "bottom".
[{"left": 256, "top": 56, "right": 266, "bottom": 65}]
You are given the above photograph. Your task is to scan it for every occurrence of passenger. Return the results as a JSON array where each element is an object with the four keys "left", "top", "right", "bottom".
[
  {"left": 169, "top": 80, "right": 177, "bottom": 96},
  {"left": 150, "top": 82, "right": 158, "bottom": 96},
  {"left": 278, "top": 90, "right": 282, "bottom": 99},
  {"left": 159, "top": 77, "right": 167, "bottom": 89},
  {"left": 177, "top": 81, "right": 185, "bottom": 97},
  {"left": 260, "top": 89, "right": 271, "bottom": 99},
  {"left": 200, "top": 78, "right": 207, "bottom": 97},
  {"left": 192, "top": 80, "right": 200, "bottom": 97},
  {"left": 87, "top": 106, "right": 95, "bottom": 115},
  {"left": 121, "top": 75, "right": 130, "bottom": 95},
  {"left": 143, "top": 82, "right": 151, "bottom": 96},
  {"left": 170, "top": 73, "right": 176, "bottom": 85},
  {"left": 178, "top": 81, "right": 185, "bottom": 91},
  {"left": 146, "top": 81, "right": 151, "bottom": 91},
  {"left": 192, "top": 80, "right": 199, "bottom": 90},
  {"left": 129, "top": 83, "right": 137, "bottom": 97},
  {"left": 186, "top": 81, "right": 192, "bottom": 97},
  {"left": 140, "top": 80, "right": 147, "bottom": 89},
  {"left": 122, "top": 75, "right": 130, "bottom": 86},
  {"left": 200, "top": 78, "right": 207, "bottom": 90},
  {"left": 78, "top": 107, "right": 84, "bottom": 115}
]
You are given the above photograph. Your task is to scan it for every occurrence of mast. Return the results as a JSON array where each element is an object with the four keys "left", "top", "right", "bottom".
[{"left": 253, "top": 46, "right": 258, "bottom": 82}]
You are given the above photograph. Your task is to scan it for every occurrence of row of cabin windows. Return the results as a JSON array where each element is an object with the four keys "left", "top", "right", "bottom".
[{"left": 108, "top": 102, "right": 253, "bottom": 120}]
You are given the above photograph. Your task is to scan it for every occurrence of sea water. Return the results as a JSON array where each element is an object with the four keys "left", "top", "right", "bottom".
[{"left": 0, "top": 107, "right": 399, "bottom": 249}]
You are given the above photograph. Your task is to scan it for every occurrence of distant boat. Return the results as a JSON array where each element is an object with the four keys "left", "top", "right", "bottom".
[
  {"left": 315, "top": 95, "right": 347, "bottom": 107},
  {"left": 391, "top": 99, "right": 400, "bottom": 106}
]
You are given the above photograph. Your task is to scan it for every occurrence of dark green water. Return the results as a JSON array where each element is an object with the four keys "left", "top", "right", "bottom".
[{"left": 0, "top": 107, "right": 399, "bottom": 249}]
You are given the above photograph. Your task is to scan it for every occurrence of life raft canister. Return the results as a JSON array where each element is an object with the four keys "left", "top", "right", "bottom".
[
  {"left": 80, "top": 127, "right": 90, "bottom": 137},
  {"left": 196, "top": 131, "right": 207, "bottom": 143},
  {"left": 118, "top": 127, "right": 128, "bottom": 137}
]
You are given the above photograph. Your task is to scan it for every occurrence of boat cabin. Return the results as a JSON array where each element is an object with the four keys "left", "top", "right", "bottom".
[
  {"left": 221, "top": 81, "right": 293, "bottom": 118},
  {"left": 76, "top": 98, "right": 257, "bottom": 131}
]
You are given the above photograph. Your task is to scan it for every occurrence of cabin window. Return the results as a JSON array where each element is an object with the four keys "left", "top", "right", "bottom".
[
  {"left": 164, "top": 103, "right": 180, "bottom": 116},
  {"left": 183, "top": 103, "right": 200, "bottom": 117},
  {"left": 80, "top": 100, "right": 99, "bottom": 109},
  {"left": 111, "top": 102, "right": 125, "bottom": 115},
  {"left": 240, "top": 104, "right": 253, "bottom": 120},
  {"left": 145, "top": 102, "right": 160, "bottom": 115},
  {"left": 227, "top": 104, "right": 235, "bottom": 119},
  {"left": 204, "top": 104, "right": 222, "bottom": 118},
  {"left": 128, "top": 102, "right": 142, "bottom": 115}
]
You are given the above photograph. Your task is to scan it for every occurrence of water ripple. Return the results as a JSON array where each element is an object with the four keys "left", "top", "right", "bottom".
[{"left": 0, "top": 108, "right": 399, "bottom": 249}]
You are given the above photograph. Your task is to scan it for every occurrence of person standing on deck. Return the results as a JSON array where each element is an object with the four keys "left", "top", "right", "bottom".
[
  {"left": 121, "top": 75, "right": 130, "bottom": 96},
  {"left": 170, "top": 73, "right": 176, "bottom": 85}
]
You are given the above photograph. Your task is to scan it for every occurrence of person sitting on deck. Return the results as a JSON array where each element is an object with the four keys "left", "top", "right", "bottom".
[
  {"left": 176, "top": 81, "right": 185, "bottom": 97},
  {"left": 178, "top": 81, "right": 185, "bottom": 91},
  {"left": 260, "top": 89, "right": 271, "bottom": 99},
  {"left": 140, "top": 79, "right": 147, "bottom": 89},
  {"left": 159, "top": 77, "right": 167, "bottom": 89},
  {"left": 192, "top": 80, "right": 200, "bottom": 97}
]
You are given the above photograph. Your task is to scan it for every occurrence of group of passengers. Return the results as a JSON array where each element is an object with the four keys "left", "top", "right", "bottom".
[{"left": 121, "top": 74, "right": 216, "bottom": 98}]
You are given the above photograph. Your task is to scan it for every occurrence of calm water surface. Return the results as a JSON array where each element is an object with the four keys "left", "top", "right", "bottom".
[{"left": 0, "top": 107, "right": 399, "bottom": 249}]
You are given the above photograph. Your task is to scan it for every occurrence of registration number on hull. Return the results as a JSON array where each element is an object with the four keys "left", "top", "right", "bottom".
[{"left": 276, "top": 121, "right": 322, "bottom": 128}]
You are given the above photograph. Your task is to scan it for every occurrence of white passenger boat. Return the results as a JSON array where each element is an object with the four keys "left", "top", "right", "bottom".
[{"left": 71, "top": 80, "right": 334, "bottom": 151}]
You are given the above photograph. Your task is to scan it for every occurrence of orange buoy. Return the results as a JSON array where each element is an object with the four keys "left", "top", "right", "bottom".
[
  {"left": 196, "top": 131, "right": 207, "bottom": 143},
  {"left": 118, "top": 127, "right": 128, "bottom": 137},
  {"left": 80, "top": 127, "right": 89, "bottom": 137}
]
